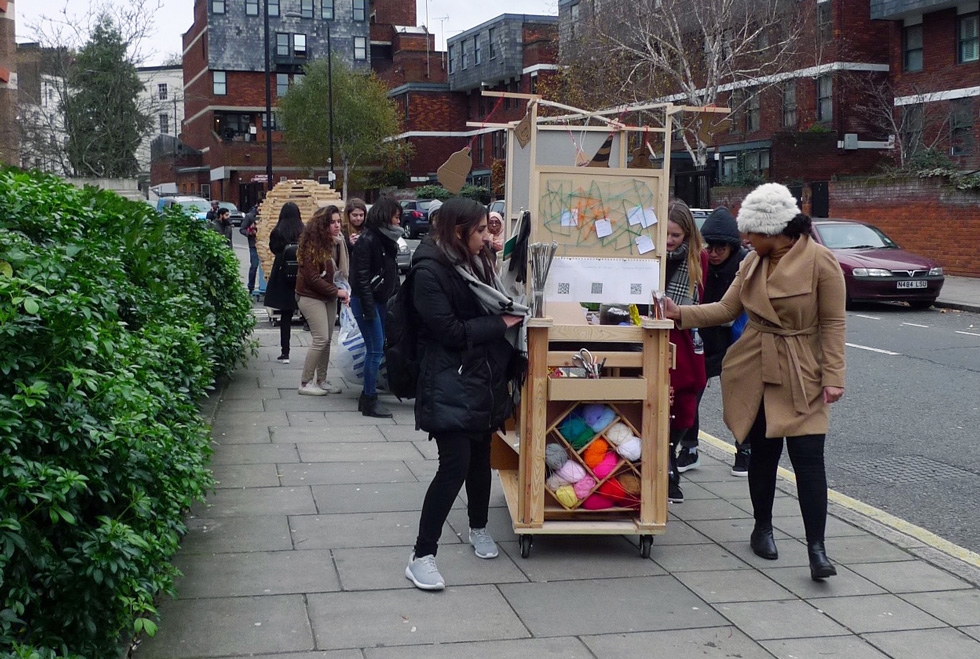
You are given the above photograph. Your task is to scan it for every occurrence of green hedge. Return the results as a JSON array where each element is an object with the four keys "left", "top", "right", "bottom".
[{"left": 0, "top": 170, "right": 254, "bottom": 658}]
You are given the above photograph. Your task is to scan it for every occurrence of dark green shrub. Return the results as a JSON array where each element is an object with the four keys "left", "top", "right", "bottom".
[
  {"left": 412, "top": 184, "right": 451, "bottom": 201},
  {"left": 0, "top": 169, "right": 253, "bottom": 658}
]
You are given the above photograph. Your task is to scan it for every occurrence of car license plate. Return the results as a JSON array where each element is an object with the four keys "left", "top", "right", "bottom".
[{"left": 897, "top": 280, "right": 927, "bottom": 289}]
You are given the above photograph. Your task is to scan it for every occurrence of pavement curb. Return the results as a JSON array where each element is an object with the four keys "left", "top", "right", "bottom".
[
  {"left": 934, "top": 300, "right": 980, "bottom": 314},
  {"left": 696, "top": 430, "right": 980, "bottom": 587}
]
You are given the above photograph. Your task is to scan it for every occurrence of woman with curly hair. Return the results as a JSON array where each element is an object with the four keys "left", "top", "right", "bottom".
[{"left": 295, "top": 205, "right": 350, "bottom": 395}]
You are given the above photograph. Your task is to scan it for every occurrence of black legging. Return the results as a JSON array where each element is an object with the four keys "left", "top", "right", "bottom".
[
  {"left": 414, "top": 433, "right": 492, "bottom": 558},
  {"left": 746, "top": 404, "right": 828, "bottom": 544},
  {"left": 279, "top": 310, "right": 293, "bottom": 356}
]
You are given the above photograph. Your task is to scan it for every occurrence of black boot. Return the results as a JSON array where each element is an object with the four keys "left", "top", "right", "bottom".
[
  {"left": 361, "top": 394, "right": 393, "bottom": 418},
  {"left": 750, "top": 526, "right": 778, "bottom": 560},
  {"left": 357, "top": 392, "right": 368, "bottom": 412},
  {"left": 808, "top": 541, "right": 837, "bottom": 580}
]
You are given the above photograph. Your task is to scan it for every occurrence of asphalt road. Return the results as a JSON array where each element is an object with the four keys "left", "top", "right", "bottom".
[{"left": 698, "top": 302, "right": 980, "bottom": 554}]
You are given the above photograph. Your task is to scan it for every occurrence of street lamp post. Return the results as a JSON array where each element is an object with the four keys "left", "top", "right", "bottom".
[
  {"left": 327, "top": 23, "right": 335, "bottom": 182},
  {"left": 264, "top": 0, "right": 273, "bottom": 194}
]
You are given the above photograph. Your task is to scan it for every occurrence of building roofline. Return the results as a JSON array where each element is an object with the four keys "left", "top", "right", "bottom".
[
  {"left": 387, "top": 82, "right": 451, "bottom": 95},
  {"left": 449, "top": 13, "right": 558, "bottom": 44}
]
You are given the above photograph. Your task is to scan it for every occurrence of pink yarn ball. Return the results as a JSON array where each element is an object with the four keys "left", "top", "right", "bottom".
[
  {"left": 582, "top": 493, "right": 616, "bottom": 509},
  {"left": 556, "top": 460, "right": 586, "bottom": 483},
  {"left": 592, "top": 451, "right": 619, "bottom": 479},
  {"left": 573, "top": 475, "right": 596, "bottom": 500}
]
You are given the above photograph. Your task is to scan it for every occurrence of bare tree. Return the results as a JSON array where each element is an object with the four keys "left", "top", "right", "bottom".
[{"left": 856, "top": 77, "right": 951, "bottom": 169}]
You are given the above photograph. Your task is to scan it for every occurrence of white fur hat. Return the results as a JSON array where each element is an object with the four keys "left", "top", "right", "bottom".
[{"left": 736, "top": 183, "right": 799, "bottom": 236}]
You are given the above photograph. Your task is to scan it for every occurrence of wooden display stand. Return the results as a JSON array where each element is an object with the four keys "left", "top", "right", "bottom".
[{"left": 483, "top": 95, "right": 723, "bottom": 557}]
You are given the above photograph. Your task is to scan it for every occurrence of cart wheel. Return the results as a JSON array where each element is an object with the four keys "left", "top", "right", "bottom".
[
  {"left": 640, "top": 536, "right": 653, "bottom": 558},
  {"left": 519, "top": 535, "right": 533, "bottom": 558}
]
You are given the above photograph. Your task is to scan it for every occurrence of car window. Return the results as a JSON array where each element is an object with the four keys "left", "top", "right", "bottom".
[
  {"left": 179, "top": 199, "right": 211, "bottom": 214},
  {"left": 399, "top": 200, "right": 415, "bottom": 210},
  {"left": 814, "top": 223, "right": 897, "bottom": 249},
  {"left": 219, "top": 202, "right": 239, "bottom": 213}
]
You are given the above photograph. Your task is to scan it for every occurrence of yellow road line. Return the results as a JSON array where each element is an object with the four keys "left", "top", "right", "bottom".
[{"left": 698, "top": 430, "right": 980, "bottom": 568}]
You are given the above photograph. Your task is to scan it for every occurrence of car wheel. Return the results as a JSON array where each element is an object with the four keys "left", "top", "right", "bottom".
[
  {"left": 908, "top": 299, "right": 937, "bottom": 310},
  {"left": 409, "top": 229, "right": 418, "bottom": 239}
]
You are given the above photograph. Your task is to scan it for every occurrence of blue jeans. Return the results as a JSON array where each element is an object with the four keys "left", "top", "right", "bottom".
[
  {"left": 247, "top": 245, "right": 259, "bottom": 293},
  {"left": 350, "top": 296, "right": 386, "bottom": 396}
]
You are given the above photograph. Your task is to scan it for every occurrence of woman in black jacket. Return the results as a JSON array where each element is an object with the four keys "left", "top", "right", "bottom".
[
  {"left": 405, "top": 197, "right": 527, "bottom": 591},
  {"left": 264, "top": 202, "right": 304, "bottom": 363},
  {"left": 349, "top": 196, "right": 402, "bottom": 418}
]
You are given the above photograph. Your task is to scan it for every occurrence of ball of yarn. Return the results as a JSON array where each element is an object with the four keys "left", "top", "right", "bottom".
[
  {"left": 545, "top": 443, "right": 568, "bottom": 471},
  {"left": 582, "top": 493, "right": 616, "bottom": 510},
  {"left": 591, "top": 407, "right": 617, "bottom": 432},
  {"left": 554, "top": 485, "right": 577, "bottom": 508},
  {"left": 583, "top": 438, "right": 609, "bottom": 469},
  {"left": 573, "top": 475, "right": 595, "bottom": 500},
  {"left": 618, "top": 473, "right": 641, "bottom": 496},
  {"left": 598, "top": 478, "right": 638, "bottom": 508},
  {"left": 556, "top": 460, "right": 586, "bottom": 484},
  {"left": 592, "top": 452, "right": 619, "bottom": 479},
  {"left": 616, "top": 437, "right": 642, "bottom": 462},
  {"left": 562, "top": 416, "right": 596, "bottom": 450},
  {"left": 605, "top": 422, "right": 635, "bottom": 447},
  {"left": 546, "top": 473, "right": 569, "bottom": 491}
]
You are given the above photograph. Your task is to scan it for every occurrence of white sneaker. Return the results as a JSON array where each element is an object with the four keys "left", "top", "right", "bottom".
[
  {"left": 468, "top": 527, "right": 499, "bottom": 559},
  {"left": 317, "top": 380, "right": 342, "bottom": 394},
  {"left": 405, "top": 553, "right": 445, "bottom": 591},
  {"left": 297, "top": 381, "right": 327, "bottom": 396}
]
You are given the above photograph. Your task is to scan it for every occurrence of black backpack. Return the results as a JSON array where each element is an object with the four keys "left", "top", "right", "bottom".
[
  {"left": 281, "top": 243, "right": 300, "bottom": 282},
  {"left": 383, "top": 267, "right": 420, "bottom": 400}
]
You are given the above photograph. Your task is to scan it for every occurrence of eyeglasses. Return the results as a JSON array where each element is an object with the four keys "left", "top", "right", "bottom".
[{"left": 705, "top": 243, "right": 730, "bottom": 254}]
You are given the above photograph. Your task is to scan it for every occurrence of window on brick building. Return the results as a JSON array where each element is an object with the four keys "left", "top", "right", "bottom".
[
  {"left": 474, "top": 36, "right": 481, "bottom": 65},
  {"left": 959, "top": 13, "right": 979, "bottom": 63},
  {"left": 492, "top": 131, "right": 504, "bottom": 160},
  {"left": 489, "top": 28, "right": 497, "bottom": 59},
  {"left": 448, "top": 45, "right": 455, "bottom": 73},
  {"left": 211, "top": 0, "right": 225, "bottom": 14},
  {"left": 901, "top": 103, "right": 924, "bottom": 158},
  {"left": 782, "top": 82, "right": 797, "bottom": 127},
  {"left": 246, "top": 0, "right": 259, "bottom": 16},
  {"left": 816, "top": 75, "right": 832, "bottom": 122},
  {"left": 264, "top": 111, "right": 279, "bottom": 132},
  {"left": 268, "top": 0, "right": 279, "bottom": 17},
  {"left": 294, "top": 34, "right": 307, "bottom": 58},
  {"left": 159, "top": 113, "right": 169, "bottom": 135},
  {"left": 728, "top": 90, "right": 743, "bottom": 134},
  {"left": 277, "top": 73, "right": 289, "bottom": 96},
  {"left": 213, "top": 71, "right": 227, "bottom": 95},
  {"left": 462, "top": 42, "right": 468, "bottom": 69},
  {"left": 903, "top": 24, "right": 923, "bottom": 72},
  {"left": 353, "top": 0, "right": 366, "bottom": 22},
  {"left": 277, "top": 33, "right": 289, "bottom": 57},
  {"left": 476, "top": 134, "right": 485, "bottom": 165},
  {"left": 158, "top": 83, "right": 168, "bottom": 100},
  {"left": 322, "top": 0, "right": 334, "bottom": 20},
  {"left": 570, "top": 3, "right": 580, "bottom": 40},
  {"left": 817, "top": 1, "right": 832, "bottom": 43},
  {"left": 950, "top": 99, "right": 974, "bottom": 156},
  {"left": 300, "top": 0, "right": 313, "bottom": 19},
  {"left": 214, "top": 112, "right": 254, "bottom": 140},
  {"left": 530, "top": 74, "right": 538, "bottom": 95},
  {"left": 743, "top": 150, "right": 770, "bottom": 177},
  {"left": 354, "top": 36, "right": 367, "bottom": 61},
  {"left": 746, "top": 91, "right": 760, "bottom": 132}
]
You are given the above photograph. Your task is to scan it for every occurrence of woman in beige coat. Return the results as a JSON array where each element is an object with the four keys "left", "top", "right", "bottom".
[{"left": 664, "top": 183, "right": 846, "bottom": 581}]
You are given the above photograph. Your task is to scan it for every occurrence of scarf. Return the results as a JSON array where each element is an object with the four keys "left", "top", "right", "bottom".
[
  {"left": 665, "top": 243, "right": 699, "bottom": 306},
  {"left": 333, "top": 236, "right": 350, "bottom": 281},
  {"left": 453, "top": 260, "right": 530, "bottom": 354},
  {"left": 379, "top": 224, "right": 404, "bottom": 243}
]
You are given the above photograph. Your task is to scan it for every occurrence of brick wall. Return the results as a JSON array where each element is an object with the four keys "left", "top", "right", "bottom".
[{"left": 373, "top": 0, "right": 416, "bottom": 27}]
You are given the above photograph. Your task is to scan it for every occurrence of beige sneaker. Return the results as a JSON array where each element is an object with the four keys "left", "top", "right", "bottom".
[
  {"left": 298, "top": 381, "right": 327, "bottom": 396},
  {"left": 317, "top": 380, "right": 342, "bottom": 394}
]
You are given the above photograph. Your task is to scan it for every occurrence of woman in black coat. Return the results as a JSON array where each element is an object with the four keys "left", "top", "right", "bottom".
[
  {"left": 348, "top": 196, "right": 402, "bottom": 418},
  {"left": 264, "top": 202, "right": 304, "bottom": 363},
  {"left": 404, "top": 197, "right": 527, "bottom": 591}
]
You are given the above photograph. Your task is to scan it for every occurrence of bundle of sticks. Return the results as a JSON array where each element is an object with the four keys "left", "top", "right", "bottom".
[{"left": 529, "top": 242, "right": 558, "bottom": 318}]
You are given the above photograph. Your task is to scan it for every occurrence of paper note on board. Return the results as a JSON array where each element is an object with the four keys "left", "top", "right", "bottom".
[
  {"left": 626, "top": 205, "right": 643, "bottom": 226},
  {"left": 640, "top": 207, "right": 658, "bottom": 228},
  {"left": 635, "top": 235, "right": 655, "bottom": 254},
  {"left": 560, "top": 208, "right": 579, "bottom": 227},
  {"left": 594, "top": 218, "right": 613, "bottom": 238}
]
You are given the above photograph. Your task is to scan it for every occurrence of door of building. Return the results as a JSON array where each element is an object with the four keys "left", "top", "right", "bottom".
[
  {"left": 239, "top": 182, "right": 264, "bottom": 213},
  {"left": 810, "top": 181, "right": 829, "bottom": 218}
]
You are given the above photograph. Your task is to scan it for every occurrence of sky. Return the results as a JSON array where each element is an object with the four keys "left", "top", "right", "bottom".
[{"left": 15, "top": 0, "right": 559, "bottom": 65}]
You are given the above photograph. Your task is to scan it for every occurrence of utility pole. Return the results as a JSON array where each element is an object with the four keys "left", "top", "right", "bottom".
[
  {"left": 264, "top": 0, "right": 273, "bottom": 195},
  {"left": 173, "top": 94, "right": 178, "bottom": 192},
  {"left": 327, "top": 23, "right": 335, "bottom": 184}
]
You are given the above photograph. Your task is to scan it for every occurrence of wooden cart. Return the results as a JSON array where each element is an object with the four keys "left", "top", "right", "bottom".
[{"left": 482, "top": 95, "right": 726, "bottom": 556}]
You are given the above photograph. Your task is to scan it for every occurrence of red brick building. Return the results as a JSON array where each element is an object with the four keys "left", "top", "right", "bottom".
[{"left": 0, "top": 0, "right": 18, "bottom": 166}]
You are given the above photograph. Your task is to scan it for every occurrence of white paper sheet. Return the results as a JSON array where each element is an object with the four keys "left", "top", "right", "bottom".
[
  {"left": 544, "top": 257, "right": 661, "bottom": 304},
  {"left": 626, "top": 205, "right": 643, "bottom": 226},
  {"left": 594, "top": 218, "right": 613, "bottom": 238},
  {"left": 560, "top": 208, "right": 579, "bottom": 227},
  {"left": 640, "top": 207, "right": 658, "bottom": 228},
  {"left": 635, "top": 235, "right": 655, "bottom": 254}
]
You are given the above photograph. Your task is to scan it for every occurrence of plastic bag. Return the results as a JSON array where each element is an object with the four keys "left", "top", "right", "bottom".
[{"left": 334, "top": 277, "right": 387, "bottom": 387}]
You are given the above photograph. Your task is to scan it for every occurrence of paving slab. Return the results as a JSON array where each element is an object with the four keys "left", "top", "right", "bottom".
[
  {"left": 815, "top": 533, "right": 916, "bottom": 564},
  {"left": 849, "top": 560, "right": 974, "bottom": 593},
  {"left": 411, "top": 439, "right": 439, "bottom": 460},
  {"left": 498, "top": 575, "right": 726, "bottom": 637},
  {"left": 812, "top": 593, "right": 946, "bottom": 633},
  {"left": 288, "top": 511, "right": 460, "bottom": 550},
  {"left": 218, "top": 385, "right": 282, "bottom": 401},
  {"left": 762, "top": 635, "right": 891, "bottom": 659},
  {"left": 668, "top": 497, "right": 752, "bottom": 522},
  {"left": 173, "top": 549, "right": 339, "bottom": 598},
  {"left": 963, "top": 626, "right": 980, "bottom": 642},
  {"left": 772, "top": 514, "right": 868, "bottom": 539},
  {"left": 670, "top": 481, "right": 720, "bottom": 500},
  {"left": 380, "top": 425, "right": 429, "bottom": 442},
  {"left": 263, "top": 396, "right": 356, "bottom": 413},
  {"left": 863, "top": 627, "right": 980, "bottom": 659},
  {"left": 650, "top": 520, "right": 715, "bottom": 545},
  {"left": 582, "top": 627, "right": 774, "bottom": 659},
  {"left": 211, "top": 424, "right": 274, "bottom": 444},
  {"left": 899, "top": 589, "right": 980, "bottom": 626},
  {"left": 363, "top": 637, "right": 593, "bottom": 659},
  {"left": 715, "top": 599, "right": 850, "bottom": 640},
  {"left": 278, "top": 461, "right": 418, "bottom": 485},
  {"left": 761, "top": 565, "right": 887, "bottom": 598},
  {"left": 649, "top": 540, "right": 750, "bottom": 572},
  {"left": 311, "top": 481, "right": 460, "bottom": 514},
  {"left": 135, "top": 595, "right": 314, "bottom": 658},
  {"left": 404, "top": 459, "right": 438, "bottom": 482},
  {"left": 729, "top": 495, "right": 804, "bottom": 518},
  {"left": 224, "top": 652, "right": 360, "bottom": 659},
  {"left": 308, "top": 585, "right": 530, "bottom": 649},
  {"left": 688, "top": 517, "right": 791, "bottom": 544},
  {"left": 496, "top": 536, "right": 667, "bottom": 581},
  {"left": 209, "top": 463, "right": 281, "bottom": 489},
  {"left": 210, "top": 443, "right": 300, "bottom": 465},
  {"left": 286, "top": 411, "right": 330, "bottom": 426},
  {"left": 296, "top": 441, "right": 424, "bottom": 463},
  {"left": 180, "top": 515, "right": 293, "bottom": 554},
  {"left": 214, "top": 398, "right": 266, "bottom": 412},
  {"left": 674, "top": 568, "right": 796, "bottom": 603},
  {"left": 676, "top": 463, "right": 733, "bottom": 483},
  {"left": 190, "top": 485, "right": 317, "bottom": 517},
  {"left": 445, "top": 506, "right": 520, "bottom": 546},
  {"left": 272, "top": 425, "right": 387, "bottom": 443},
  {"left": 213, "top": 410, "right": 290, "bottom": 427},
  {"left": 332, "top": 543, "right": 528, "bottom": 590},
  {"left": 287, "top": 410, "right": 396, "bottom": 426},
  {"left": 721, "top": 538, "right": 812, "bottom": 568}
]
